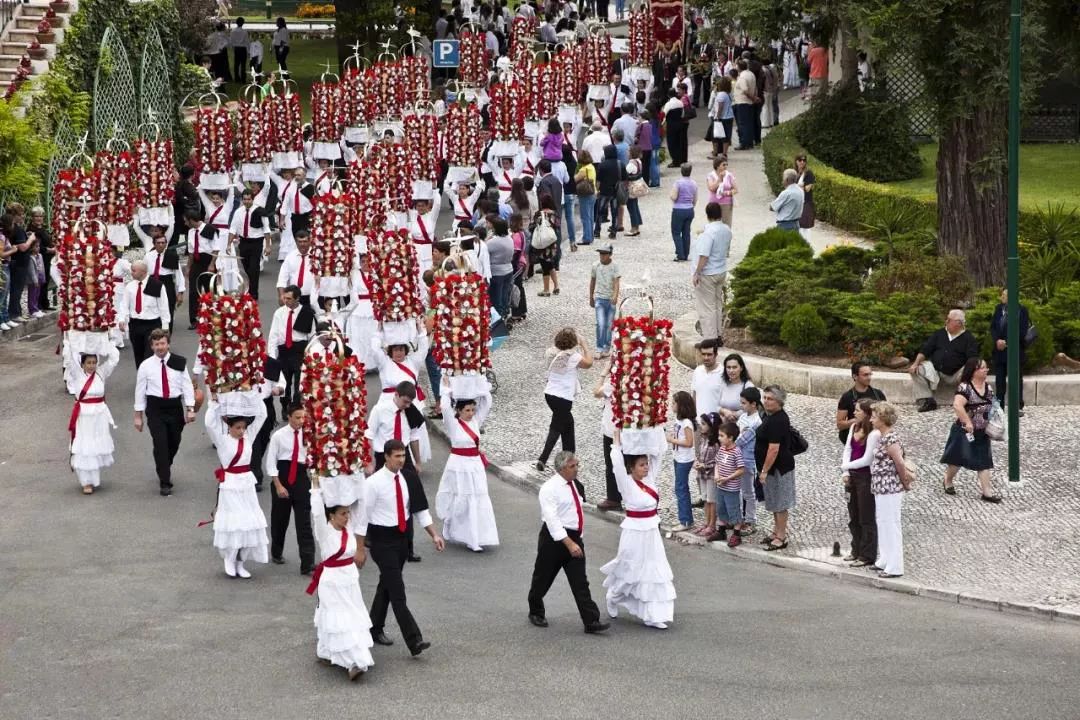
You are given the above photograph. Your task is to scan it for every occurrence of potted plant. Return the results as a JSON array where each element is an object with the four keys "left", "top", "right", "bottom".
[
  {"left": 27, "top": 40, "right": 46, "bottom": 60},
  {"left": 44, "top": 7, "right": 63, "bottom": 26},
  {"left": 36, "top": 19, "right": 55, "bottom": 44},
  {"left": 49, "top": 0, "right": 70, "bottom": 12}
]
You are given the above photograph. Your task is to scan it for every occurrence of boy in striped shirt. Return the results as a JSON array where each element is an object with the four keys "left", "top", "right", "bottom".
[{"left": 714, "top": 422, "right": 746, "bottom": 547}]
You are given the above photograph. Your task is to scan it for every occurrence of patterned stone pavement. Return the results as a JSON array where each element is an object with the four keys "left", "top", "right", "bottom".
[{"left": 431, "top": 93, "right": 1080, "bottom": 613}]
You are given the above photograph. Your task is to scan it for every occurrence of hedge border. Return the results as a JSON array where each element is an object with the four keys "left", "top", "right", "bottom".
[{"left": 760, "top": 122, "right": 1044, "bottom": 239}]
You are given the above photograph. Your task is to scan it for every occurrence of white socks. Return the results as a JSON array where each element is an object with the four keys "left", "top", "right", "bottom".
[
  {"left": 224, "top": 556, "right": 237, "bottom": 577},
  {"left": 607, "top": 600, "right": 619, "bottom": 619},
  {"left": 235, "top": 559, "right": 251, "bottom": 579}
]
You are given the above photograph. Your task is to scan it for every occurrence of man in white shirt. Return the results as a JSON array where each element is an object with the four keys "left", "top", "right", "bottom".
[
  {"left": 248, "top": 33, "right": 264, "bottom": 77},
  {"left": 356, "top": 440, "right": 445, "bottom": 655},
  {"left": 133, "top": 329, "right": 195, "bottom": 496},
  {"left": 265, "top": 402, "right": 315, "bottom": 573},
  {"left": 267, "top": 285, "right": 316, "bottom": 411},
  {"left": 140, "top": 229, "right": 186, "bottom": 316},
  {"left": 526, "top": 451, "right": 608, "bottom": 633},
  {"left": 690, "top": 337, "right": 724, "bottom": 416},
  {"left": 581, "top": 121, "right": 610, "bottom": 163},
  {"left": 365, "top": 382, "right": 424, "bottom": 473},
  {"left": 230, "top": 17, "right": 250, "bottom": 86},
  {"left": 119, "top": 261, "right": 171, "bottom": 367},
  {"left": 228, "top": 188, "right": 272, "bottom": 299},
  {"left": 276, "top": 230, "right": 314, "bottom": 304}
]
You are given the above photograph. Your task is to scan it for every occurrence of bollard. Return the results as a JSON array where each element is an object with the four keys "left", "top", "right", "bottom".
[{"left": 831, "top": 541, "right": 841, "bottom": 557}]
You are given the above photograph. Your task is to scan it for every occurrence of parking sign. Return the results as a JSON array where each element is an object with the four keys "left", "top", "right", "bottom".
[{"left": 433, "top": 39, "right": 460, "bottom": 68}]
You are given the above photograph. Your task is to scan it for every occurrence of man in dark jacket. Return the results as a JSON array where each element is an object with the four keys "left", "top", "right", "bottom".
[
  {"left": 593, "top": 145, "right": 622, "bottom": 240},
  {"left": 908, "top": 309, "right": 981, "bottom": 411},
  {"left": 990, "top": 288, "right": 1031, "bottom": 413}
]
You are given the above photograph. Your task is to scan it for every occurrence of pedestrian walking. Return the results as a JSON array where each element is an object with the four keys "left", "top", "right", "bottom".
[
  {"left": 266, "top": 403, "right": 316, "bottom": 574},
  {"left": 133, "top": 330, "right": 195, "bottom": 496},
  {"left": 691, "top": 203, "right": 731, "bottom": 342},
  {"left": 66, "top": 345, "right": 121, "bottom": 494},
  {"left": 536, "top": 328, "right": 594, "bottom": 471},
  {"left": 589, "top": 243, "right": 620, "bottom": 357},
  {"left": 669, "top": 163, "right": 697, "bottom": 262}
]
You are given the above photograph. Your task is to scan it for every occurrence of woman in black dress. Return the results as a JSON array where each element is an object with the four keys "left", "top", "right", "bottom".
[{"left": 940, "top": 357, "right": 1002, "bottom": 503}]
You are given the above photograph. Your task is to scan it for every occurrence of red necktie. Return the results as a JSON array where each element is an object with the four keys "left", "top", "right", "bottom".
[
  {"left": 160, "top": 359, "right": 170, "bottom": 399},
  {"left": 243, "top": 210, "right": 250, "bottom": 238},
  {"left": 393, "top": 410, "right": 403, "bottom": 442},
  {"left": 287, "top": 429, "right": 300, "bottom": 485},
  {"left": 568, "top": 479, "right": 583, "bottom": 532},
  {"left": 193, "top": 231, "right": 200, "bottom": 262},
  {"left": 153, "top": 254, "right": 161, "bottom": 278},
  {"left": 296, "top": 256, "right": 305, "bottom": 288},
  {"left": 285, "top": 309, "right": 294, "bottom": 349},
  {"left": 293, "top": 184, "right": 301, "bottom": 214},
  {"left": 394, "top": 473, "right": 406, "bottom": 532},
  {"left": 135, "top": 282, "right": 143, "bottom": 313}
]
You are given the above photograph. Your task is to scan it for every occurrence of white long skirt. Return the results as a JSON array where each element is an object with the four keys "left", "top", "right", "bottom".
[
  {"left": 344, "top": 313, "right": 380, "bottom": 373},
  {"left": 435, "top": 456, "right": 499, "bottom": 551},
  {"left": 600, "top": 525, "right": 676, "bottom": 625},
  {"left": 213, "top": 477, "right": 270, "bottom": 562},
  {"left": 315, "top": 565, "right": 375, "bottom": 671},
  {"left": 70, "top": 410, "right": 115, "bottom": 484}
]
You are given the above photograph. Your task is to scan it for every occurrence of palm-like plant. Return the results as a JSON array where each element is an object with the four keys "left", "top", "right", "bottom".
[{"left": 1019, "top": 202, "right": 1080, "bottom": 304}]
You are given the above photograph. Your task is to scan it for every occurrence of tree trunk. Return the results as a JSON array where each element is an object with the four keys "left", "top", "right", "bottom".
[
  {"left": 837, "top": 18, "right": 858, "bottom": 86},
  {"left": 935, "top": 103, "right": 1008, "bottom": 287}
]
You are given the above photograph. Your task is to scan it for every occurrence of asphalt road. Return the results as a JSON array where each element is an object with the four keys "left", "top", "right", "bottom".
[{"left": 2, "top": 276, "right": 1080, "bottom": 720}]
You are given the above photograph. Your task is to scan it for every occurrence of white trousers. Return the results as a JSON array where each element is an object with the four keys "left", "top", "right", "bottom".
[
  {"left": 76, "top": 468, "right": 101, "bottom": 488},
  {"left": 874, "top": 491, "right": 904, "bottom": 575},
  {"left": 911, "top": 361, "right": 963, "bottom": 402}
]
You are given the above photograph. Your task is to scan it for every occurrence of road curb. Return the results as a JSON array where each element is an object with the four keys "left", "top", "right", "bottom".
[
  {"left": 0, "top": 311, "right": 57, "bottom": 343},
  {"left": 426, "top": 419, "right": 1080, "bottom": 626}
]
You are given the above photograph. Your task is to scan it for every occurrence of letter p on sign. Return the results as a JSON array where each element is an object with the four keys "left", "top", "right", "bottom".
[{"left": 433, "top": 39, "right": 460, "bottom": 68}]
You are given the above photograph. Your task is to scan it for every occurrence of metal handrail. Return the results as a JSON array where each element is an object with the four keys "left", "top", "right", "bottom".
[{"left": 0, "top": 0, "right": 17, "bottom": 37}]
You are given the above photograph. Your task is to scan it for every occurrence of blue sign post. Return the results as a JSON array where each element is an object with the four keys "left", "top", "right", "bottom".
[{"left": 432, "top": 39, "right": 460, "bottom": 68}]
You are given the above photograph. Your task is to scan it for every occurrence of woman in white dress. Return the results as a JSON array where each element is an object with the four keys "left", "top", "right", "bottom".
[
  {"left": 370, "top": 329, "right": 433, "bottom": 462},
  {"left": 204, "top": 400, "right": 270, "bottom": 578},
  {"left": 307, "top": 477, "right": 374, "bottom": 681},
  {"left": 66, "top": 344, "right": 120, "bottom": 494},
  {"left": 436, "top": 385, "right": 499, "bottom": 552},
  {"left": 344, "top": 257, "right": 380, "bottom": 371},
  {"left": 601, "top": 429, "right": 676, "bottom": 629}
]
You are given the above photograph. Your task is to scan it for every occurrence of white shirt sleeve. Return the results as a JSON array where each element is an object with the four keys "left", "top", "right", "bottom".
[{"left": 538, "top": 481, "right": 568, "bottom": 542}]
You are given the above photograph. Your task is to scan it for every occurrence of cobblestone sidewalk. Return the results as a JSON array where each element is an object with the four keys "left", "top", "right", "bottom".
[{"left": 432, "top": 92, "right": 1080, "bottom": 614}]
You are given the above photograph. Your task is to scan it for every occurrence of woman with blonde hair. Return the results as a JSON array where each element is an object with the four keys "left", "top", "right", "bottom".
[{"left": 870, "top": 401, "right": 915, "bottom": 578}]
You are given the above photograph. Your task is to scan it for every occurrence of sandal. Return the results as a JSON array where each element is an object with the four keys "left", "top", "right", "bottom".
[
  {"left": 552, "top": 288, "right": 560, "bottom": 295},
  {"left": 538, "top": 291, "right": 551, "bottom": 297},
  {"left": 943, "top": 480, "right": 956, "bottom": 495},
  {"left": 763, "top": 539, "right": 788, "bottom": 551},
  {"left": 980, "top": 494, "right": 1003, "bottom": 504}
]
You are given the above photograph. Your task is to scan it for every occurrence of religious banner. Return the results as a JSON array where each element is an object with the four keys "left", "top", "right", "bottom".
[{"left": 651, "top": 0, "right": 685, "bottom": 53}]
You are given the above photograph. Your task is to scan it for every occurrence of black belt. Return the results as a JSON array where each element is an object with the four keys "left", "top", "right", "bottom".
[
  {"left": 129, "top": 317, "right": 162, "bottom": 326},
  {"left": 366, "top": 524, "right": 411, "bottom": 541},
  {"left": 146, "top": 395, "right": 183, "bottom": 409}
]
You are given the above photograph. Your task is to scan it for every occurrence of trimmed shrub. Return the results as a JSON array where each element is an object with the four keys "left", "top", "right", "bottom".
[
  {"left": 780, "top": 304, "right": 828, "bottom": 354},
  {"left": 728, "top": 245, "right": 814, "bottom": 327},
  {"left": 868, "top": 252, "right": 974, "bottom": 309},
  {"left": 841, "top": 292, "right": 942, "bottom": 364},
  {"left": 813, "top": 245, "right": 873, "bottom": 292},
  {"left": 745, "top": 227, "right": 810, "bottom": 259},
  {"left": 745, "top": 281, "right": 847, "bottom": 346},
  {"left": 967, "top": 290, "right": 1056, "bottom": 372},
  {"left": 795, "top": 83, "right": 921, "bottom": 183},
  {"left": 1045, "top": 282, "right": 1080, "bottom": 358}
]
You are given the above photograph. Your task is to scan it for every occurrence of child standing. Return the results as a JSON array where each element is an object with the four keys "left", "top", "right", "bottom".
[
  {"left": 666, "top": 390, "right": 697, "bottom": 532},
  {"left": 26, "top": 238, "right": 46, "bottom": 318},
  {"left": 714, "top": 421, "right": 746, "bottom": 546},
  {"left": 588, "top": 243, "right": 620, "bottom": 357},
  {"left": 693, "top": 413, "right": 721, "bottom": 539}
]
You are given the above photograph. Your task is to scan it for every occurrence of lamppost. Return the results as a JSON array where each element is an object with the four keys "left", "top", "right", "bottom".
[{"left": 1006, "top": 0, "right": 1021, "bottom": 482}]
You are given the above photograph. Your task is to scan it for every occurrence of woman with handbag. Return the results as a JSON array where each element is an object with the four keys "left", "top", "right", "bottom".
[
  {"left": 530, "top": 196, "right": 562, "bottom": 297},
  {"left": 940, "top": 358, "right": 1002, "bottom": 503},
  {"left": 623, "top": 147, "right": 647, "bottom": 236},
  {"left": 869, "top": 401, "right": 915, "bottom": 578},
  {"left": 574, "top": 150, "right": 597, "bottom": 246},
  {"left": 705, "top": 155, "right": 737, "bottom": 227},
  {"left": 795, "top": 154, "right": 816, "bottom": 241}
]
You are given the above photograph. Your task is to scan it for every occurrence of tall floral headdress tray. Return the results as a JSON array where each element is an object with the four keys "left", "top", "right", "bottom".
[
  {"left": 368, "top": 229, "right": 424, "bottom": 346},
  {"left": 526, "top": 57, "right": 557, "bottom": 123},
  {"left": 509, "top": 15, "right": 539, "bottom": 64},
  {"left": 342, "top": 65, "right": 374, "bottom": 143},
  {"left": 367, "top": 141, "right": 413, "bottom": 223},
  {"left": 58, "top": 218, "right": 117, "bottom": 357},
  {"left": 609, "top": 297, "right": 673, "bottom": 455},
  {"left": 404, "top": 109, "right": 441, "bottom": 185},
  {"left": 95, "top": 148, "right": 136, "bottom": 247},
  {"left": 132, "top": 138, "right": 175, "bottom": 228},
  {"left": 583, "top": 33, "right": 613, "bottom": 101},
  {"left": 195, "top": 106, "right": 235, "bottom": 191},
  {"left": 459, "top": 28, "right": 489, "bottom": 86},
  {"left": 444, "top": 101, "right": 484, "bottom": 184},
  {"left": 311, "top": 74, "right": 345, "bottom": 160},
  {"left": 301, "top": 335, "right": 370, "bottom": 508},
  {"left": 195, "top": 279, "right": 267, "bottom": 416},
  {"left": 628, "top": 6, "right": 655, "bottom": 80},
  {"left": 236, "top": 94, "right": 271, "bottom": 182},
  {"left": 488, "top": 78, "right": 525, "bottom": 157},
  {"left": 267, "top": 88, "right": 304, "bottom": 170},
  {"left": 430, "top": 270, "right": 492, "bottom": 399},
  {"left": 52, "top": 165, "right": 100, "bottom": 242},
  {"left": 309, "top": 189, "right": 360, "bottom": 298}
]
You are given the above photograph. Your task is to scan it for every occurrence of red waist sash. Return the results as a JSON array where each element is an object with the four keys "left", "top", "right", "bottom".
[
  {"left": 450, "top": 446, "right": 489, "bottom": 467},
  {"left": 68, "top": 396, "right": 105, "bottom": 441},
  {"left": 625, "top": 509, "right": 658, "bottom": 519}
]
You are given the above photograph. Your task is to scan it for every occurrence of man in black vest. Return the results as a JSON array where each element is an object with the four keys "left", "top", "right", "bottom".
[
  {"left": 134, "top": 329, "right": 196, "bottom": 496},
  {"left": 119, "top": 261, "right": 170, "bottom": 368},
  {"left": 184, "top": 210, "right": 217, "bottom": 328},
  {"left": 228, "top": 188, "right": 272, "bottom": 299},
  {"left": 267, "top": 286, "right": 315, "bottom": 413},
  {"left": 266, "top": 402, "right": 315, "bottom": 574}
]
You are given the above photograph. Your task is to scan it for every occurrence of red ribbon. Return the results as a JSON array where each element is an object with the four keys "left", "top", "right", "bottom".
[
  {"left": 415, "top": 216, "right": 432, "bottom": 244},
  {"left": 392, "top": 361, "right": 425, "bottom": 402},
  {"left": 625, "top": 508, "right": 658, "bottom": 518},
  {"left": 634, "top": 478, "right": 660, "bottom": 506},
  {"left": 214, "top": 437, "right": 248, "bottom": 483},
  {"left": 455, "top": 419, "right": 488, "bottom": 467},
  {"left": 305, "top": 527, "right": 351, "bottom": 595},
  {"left": 68, "top": 372, "right": 102, "bottom": 441},
  {"left": 456, "top": 197, "right": 472, "bottom": 222}
]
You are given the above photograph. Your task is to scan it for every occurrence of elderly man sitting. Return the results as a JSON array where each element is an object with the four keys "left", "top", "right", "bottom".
[
  {"left": 908, "top": 308, "right": 980, "bottom": 411},
  {"left": 769, "top": 169, "right": 804, "bottom": 231}
]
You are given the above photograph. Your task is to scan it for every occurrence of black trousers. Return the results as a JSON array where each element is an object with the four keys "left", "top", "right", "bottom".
[
  {"left": 145, "top": 396, "right": 185, "bottom": 488},
  {"left": 278, "top": 345, "right": 303, "bottom": 412},
  {"left": 213, "top": 51, "right": 231, "bottom": 82},
  {"left": 159, "top": 274, "right": 177, "bottom": 317},
  {"left": 539, "top": 393, "right": 574, "bottom": 464},
  {"left": 188, "top": 256, "right": 213, "bottom": 326},
  {"left": 270, "top": 460, "right": 315, "bottom": 568},
  {"left": 846, "top": 469, "right": 877, "bottom": 562},
  {"left": 274, "top": 44, "right": 289, "bottom": 71},
  {"left": 250, "top": 398, "right": 276, "bottom": 483},
  {"left": 527, "top": 526, "right": 600, "bottom": 625},
  {"left": 367, "top": 525, "right": 422, "bottom": 647},
  {"left": 237, "top": 238, "right": 264, "bottom": 299},
  {"left": 692, "top": 73, "right": 708, "bottom": 107},
  {"left": 373, "top": 451, "right": 417, "bottom": 556},
  {"left": 233, "top": 46, "right": 248, "bottom": 85},
  {"left": 602, "top": 434, "right": 621, "bottom": 502},
  {"left": 129, "top": 317, "right": 161, "bottom": 368},
  {"left": 994, "top": 359, "right": 1025, "bottom": 409},
  {"left": 41, "top": 253, "right": 53, "bottom": 310}
]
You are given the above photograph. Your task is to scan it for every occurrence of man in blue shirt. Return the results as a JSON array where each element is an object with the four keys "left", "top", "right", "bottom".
[
  {"left": 691, "top": 202, "right": 732, "bottom": 341},
  {"left": 769, "top": 168, "right": 804, "bottom": 230}
]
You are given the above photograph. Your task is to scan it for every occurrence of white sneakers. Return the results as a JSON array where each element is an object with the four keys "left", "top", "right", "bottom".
[
  {"left": 607, "top": 599, "right": 619, "bottom": 619},
  {"left": 0, "top": 323, "right": 10, "bottom": 331},
  {"left": 235, "top": 560, "right": 251, "bottom": 579},
  {"left": 31, "top": 310, "right": 45, "bottom": 318},
  {"left": 224, "top": 556, "right": 238, "bottom": 577}
]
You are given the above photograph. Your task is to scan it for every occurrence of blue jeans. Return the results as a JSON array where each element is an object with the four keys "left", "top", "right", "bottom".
[
  {"left": 562, "top": 194, "right": 577, "bottom": 246},
  {"left": 733, "top": 103, "right": 755, "bottom": 149},
  {"left": 670, "top": 208, "right": 694, "bottom": 260},
  {"left": 594, "top": 297, "right": 614, "bottom": 351},
  {"left": 776, "top": 219, "right": 800, "bottom": 231},
  {"left": 626, "top": 198, "right": 642, "bottom": 228},
  {"left": 716, "top": 488, "right": 743, "bottom": 526},
  {"left": 489, "top": 272, "right": 513, "bottom": 323},
  {"left": 649, "top": 152, "right": 661, "bottom": 187},
  {"left": 674, "top": 460, "right": 694, "bottom": 526},
  {"left": 577, "top": 194, "right": 595, "bottom": 245},
  {"left": 614, "top": 0, "right": 625, "bottom": 16},
  {"left": 425, "top": 348, "right": 442, "bottom": 403}
]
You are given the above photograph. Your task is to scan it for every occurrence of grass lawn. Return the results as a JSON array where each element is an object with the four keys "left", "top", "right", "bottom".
[
  {"left": 218, "top": 37, "right": 339, "bottom": 120},
  {"left": 885, "top": 143, "right": 1080, "bottom": 212}
]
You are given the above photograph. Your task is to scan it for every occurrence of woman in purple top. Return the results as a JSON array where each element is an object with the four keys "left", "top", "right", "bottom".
[{"left": 668, "top": 163, "right": 697, "bottom": 261}]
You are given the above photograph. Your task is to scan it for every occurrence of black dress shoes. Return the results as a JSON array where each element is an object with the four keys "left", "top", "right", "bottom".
[
  {"left": 407, "top": 553, "right": 422, "bottom": 562},
  {"left": 300, "top": 565, "right": 314, "bottom": 576},
  {"left": 528, "top": 614, "right": 549, "bottom": 628},
  {"left": 271, "top": 556, "right": 285, "bottom": 565},
  {"left": 159, "top": 486, "right": 172, "bottom": 497},
  {"left": 371, "top": 631, "right": 394, "bottom": 646},
  {"left": 409, "top": 640, "right": 431, "bottom": 656},
  {"left": 584, "top": 621, "right": 611, "bottom": 634}
]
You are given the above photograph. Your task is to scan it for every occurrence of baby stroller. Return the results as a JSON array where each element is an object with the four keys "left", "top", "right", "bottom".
[{"left": 486, "top": 307, "right": 509, "bottom": 393}]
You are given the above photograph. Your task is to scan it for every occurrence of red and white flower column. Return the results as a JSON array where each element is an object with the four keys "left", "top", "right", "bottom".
[
  {"left": 488, "top": 78, "right": 526, "bottom": 157},
  {"left": 610, "top": 309, "right": 674, "bottom": 454},
  {"left": 94, "top": 150, "right": 136, "bottom": 247},
  {"left": 195, "top": 288, "right": 267, "bottom": 416},
  {"left": 368, "top": 229, "right": 424, "bottom": 346},
  {"left": 342, "top": 67, "right": 374, "bottom": 144},
  {"left": 444, "top": 102, "right": 484, "bottom": 183},
  {"left": 266, "top": 91, "right": 304, "bottom": 170},
  {"left": 404, "top": 110, "right": 441, "bottom": 185},
  {"left": 51, "top": 166, "right": 99, "bottom": 243},
  {"left": 430, "top": 270, "right": 492, "bottom": 398},
  {"left": 309, "top": 190, "right": 360, "bottom": 299},
  {"left": 194, "top": 106, "right": 234, "bottom": 191},
  {"left": 236, "top": 97, "right": 271, "bottom": 182},
  {"left": 311, "top": 79, "right": 345, "bottom": 161},
  {"left": 132, "top": 139, "right": 175, "bottom": 228},
  {"left": 57, "top": 219, "right": 116, "bottom": 358},
  {"left": 628, "top": 7, "right": 656, "bottom": 84},
  {"left": 459, "top": 29, "right": 489, "bottom": 86}
]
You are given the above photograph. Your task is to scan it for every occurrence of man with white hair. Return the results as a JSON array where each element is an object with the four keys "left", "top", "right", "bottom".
[
  {"left": 908, "top": 309, "right": 981, "bottom": 411},
  {"left": 117, "top": 260, "right": 171, "bottom": 367},
  {"left": 769, "top": 169, "right": 804, "bottom": 231},
  {"left": 527, "top": 451, "right": 609, "bottom": 634},
  {"left": 582, "top": 121, "right": 610, "bottom": 164}
]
